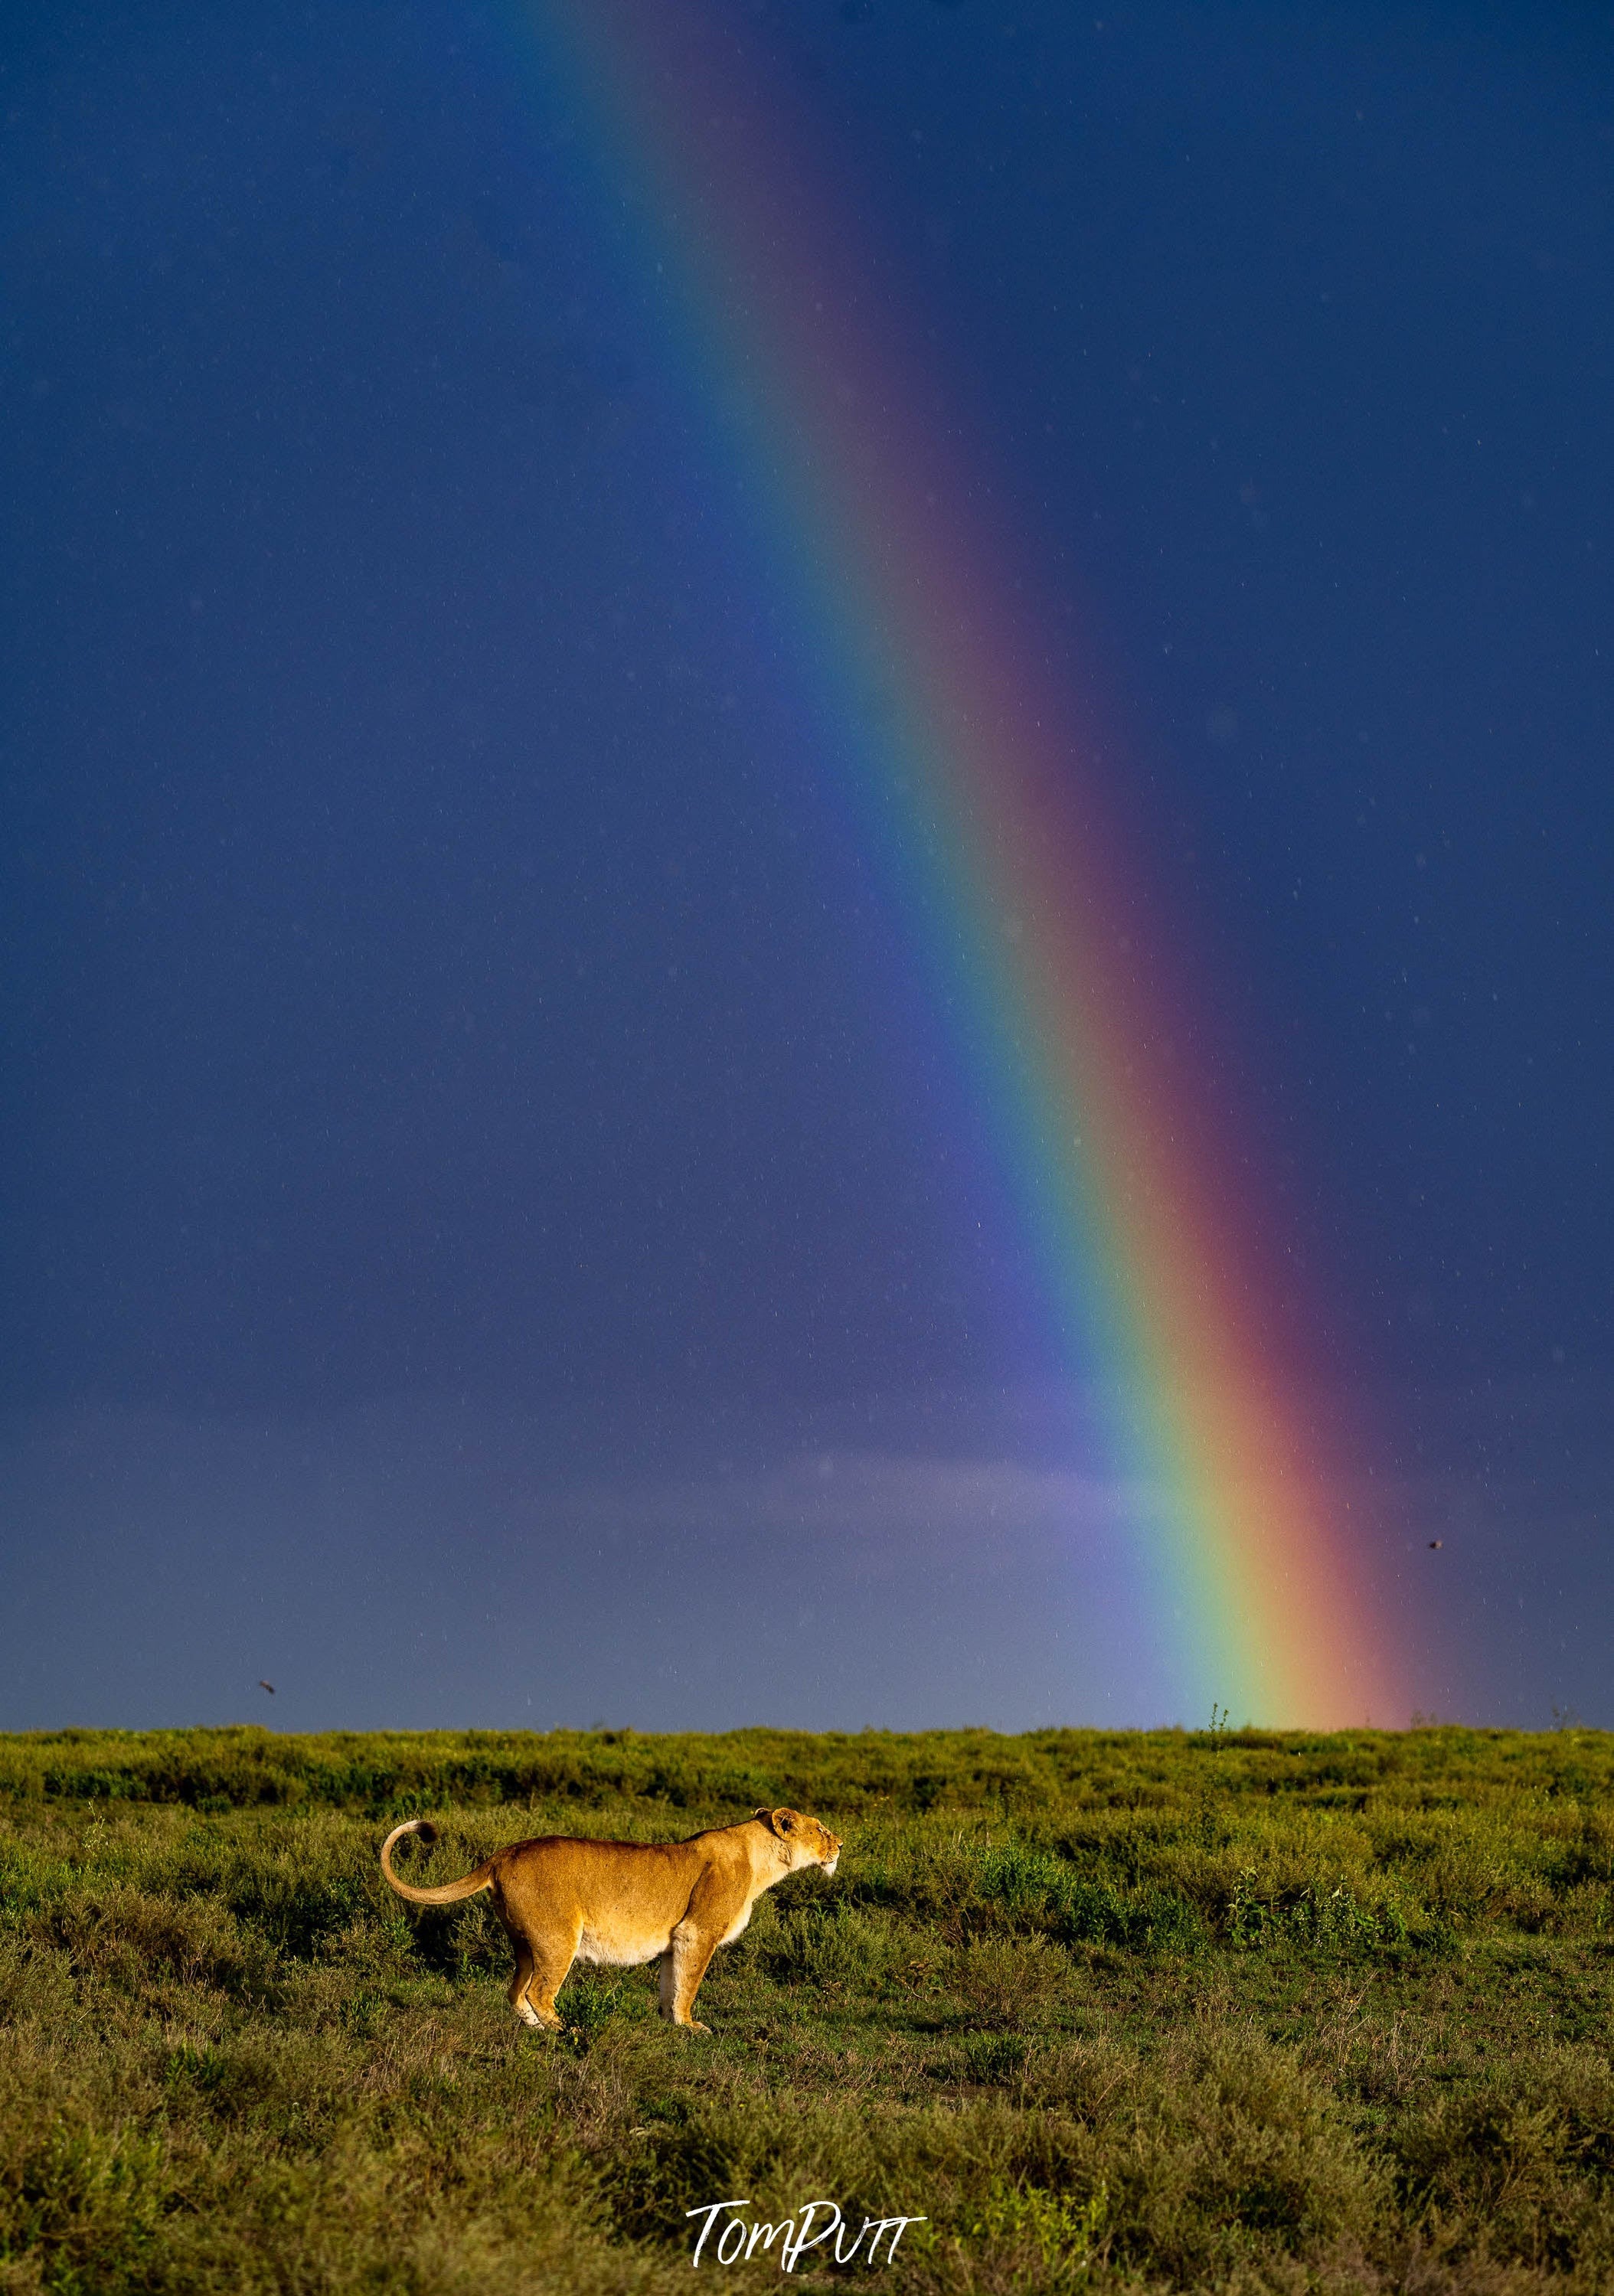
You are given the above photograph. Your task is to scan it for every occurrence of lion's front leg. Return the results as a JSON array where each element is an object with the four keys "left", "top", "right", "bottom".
[
  {"left": 661, "top": 1870, "right": 750, "bottom": 2033},
  {"left": 661, "top": 1864, "right": 754, "bottom": 2033},
  {"left": 660, "top": 1914, "right": 721, "bottom": 2033},
  {"left": 657, "top": 1945, "right": 683, "bottom": 2025}
]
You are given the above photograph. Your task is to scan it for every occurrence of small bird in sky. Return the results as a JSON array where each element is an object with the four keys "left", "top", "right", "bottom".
[
  {"left": 258, "top": 1679, "right": 276, "bottom": 1693},
  {"left": 1428, "top": 1540, "right": 1442, "bottom": 1550}
]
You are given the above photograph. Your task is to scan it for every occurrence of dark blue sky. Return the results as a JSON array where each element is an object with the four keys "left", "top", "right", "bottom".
[{"left": 2, "top": 0, "right": 1609, "bottom": 1731}]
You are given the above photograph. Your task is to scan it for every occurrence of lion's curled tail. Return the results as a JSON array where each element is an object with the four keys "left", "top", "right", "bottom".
[{"left": 379, "top": 1818, "right": 495, "bottom": 1906}]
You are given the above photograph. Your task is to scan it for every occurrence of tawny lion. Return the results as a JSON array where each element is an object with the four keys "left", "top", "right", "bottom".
[{"left": 379, "top": 1805, "right": 841, "bottom": 2033}]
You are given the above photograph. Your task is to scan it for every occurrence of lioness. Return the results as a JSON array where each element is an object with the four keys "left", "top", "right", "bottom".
[{"left": 379, "top": 1805, "right": 841, "bottom": 2033}]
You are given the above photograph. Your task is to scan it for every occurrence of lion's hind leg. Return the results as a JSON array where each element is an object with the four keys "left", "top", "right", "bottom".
[
  {"left": 507, "top": 1936, "right": 543, "bottom": 2028},
  {"left": 512, "top": 1915, "right": 581, "bottom": 2033}
]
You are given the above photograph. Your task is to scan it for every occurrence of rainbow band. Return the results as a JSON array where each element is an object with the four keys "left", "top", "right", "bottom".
[{"left": 529, "top": 2, "right": 1407, "bottom": 1726}]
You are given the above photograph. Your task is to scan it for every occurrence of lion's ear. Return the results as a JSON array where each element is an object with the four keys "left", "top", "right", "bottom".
[{"left": 772, "top": 1808, "right": 796, "bottom": 1835}]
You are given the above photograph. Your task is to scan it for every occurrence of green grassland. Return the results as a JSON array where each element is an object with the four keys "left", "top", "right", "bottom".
[{"left": 5, "top": 1725, "right": 1614, "bottom": 2293}]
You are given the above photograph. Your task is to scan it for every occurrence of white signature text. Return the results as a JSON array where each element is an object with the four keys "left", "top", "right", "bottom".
[{"left": 686, "top": 2199, "right": 926, "bottom": 2270}]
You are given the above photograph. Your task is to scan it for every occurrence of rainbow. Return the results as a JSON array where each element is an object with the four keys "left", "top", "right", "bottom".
[{"left": 522, "top": 2, "right": 1408, "bottom": 1726}]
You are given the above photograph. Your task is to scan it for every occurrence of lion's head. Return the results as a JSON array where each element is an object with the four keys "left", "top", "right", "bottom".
[{"left": 753, "top": 1806, "right": 841, "bottom": 1875}]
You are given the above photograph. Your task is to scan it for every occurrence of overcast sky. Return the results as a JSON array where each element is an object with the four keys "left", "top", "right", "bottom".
[{"left": 2, "top": 0, "right": 1609, "bottom": 1732}]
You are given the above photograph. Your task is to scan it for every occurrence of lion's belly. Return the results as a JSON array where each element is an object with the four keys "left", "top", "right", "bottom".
[{"left": 573, "top": 1916, "right": 678, "bottom": 1968}]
